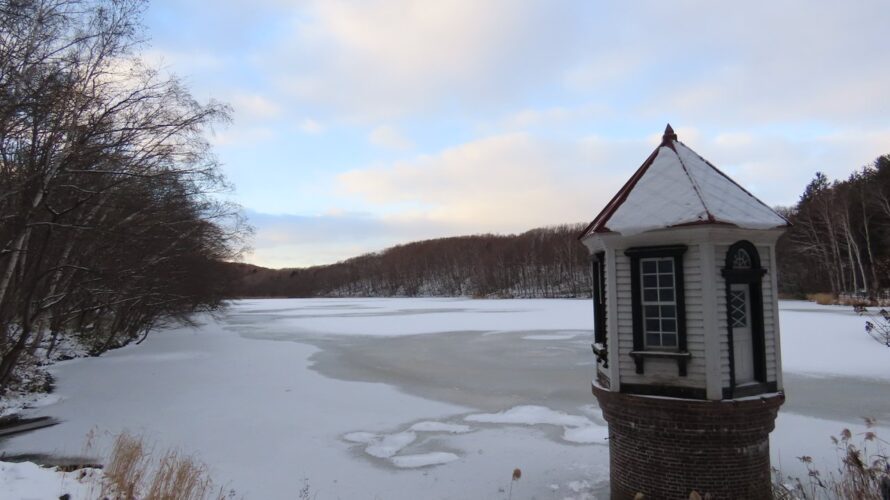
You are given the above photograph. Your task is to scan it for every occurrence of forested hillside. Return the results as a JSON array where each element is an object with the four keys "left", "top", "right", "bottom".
[
  {"left": 230, "top": 224, "right": 592, "bottom": 298},
  {"left": 778, "top": 155, "right": 890, "bottom": 297}
]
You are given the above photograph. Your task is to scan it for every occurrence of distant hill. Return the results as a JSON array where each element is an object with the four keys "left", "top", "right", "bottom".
[{"left": 226, "top": 223, "right": 593, "bottom": 298}]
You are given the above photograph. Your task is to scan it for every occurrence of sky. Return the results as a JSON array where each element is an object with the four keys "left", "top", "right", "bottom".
[{"left": 142, "top": 0, "right": 890, "bottom": 268}]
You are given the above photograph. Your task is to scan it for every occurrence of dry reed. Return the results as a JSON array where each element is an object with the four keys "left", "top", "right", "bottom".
[
  {"left": 773, "top": 422, "right": 889, "bottom": 499},
  {"left": 806, "top": 293, "right": 837, "bottom": 306},
  {"left": 145, "top": 450, "right": 214, "bottom": 500},
  {"left": 102, "top": 432, "right": 150, "bottom": 499},
  {"left": 96, "top": 431, "right": 232, "bottom": 500}
]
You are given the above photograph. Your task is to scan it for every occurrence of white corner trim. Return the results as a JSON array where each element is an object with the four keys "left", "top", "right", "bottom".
[
  {"left": 605, "top": 247, "right": 621, "bottom": 391},
  {"left": 700, "top": 242, "right": 723, "bottom": 400},
  {"left": 769, "top": 244, "right": 784, "bottom": 391}
]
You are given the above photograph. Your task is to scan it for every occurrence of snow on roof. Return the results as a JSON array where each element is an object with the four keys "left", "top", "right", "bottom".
[{"left": 581, "top": 125, "right": 789, "bottom": 237}]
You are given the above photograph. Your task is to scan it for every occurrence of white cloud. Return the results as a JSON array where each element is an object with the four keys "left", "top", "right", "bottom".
[
  {"left": 229, "top": 93, "right": 281, "bottom": 120},
  {"left": 270, "top": 0, "right": 588, "bottom": 119},
  {"left": 244, "top": 210, "right": 461, "bottom": 268},
  {"left": 629, "top": 1, "right": 890, "bottom": 125},
  {"left": 140, "top": 49, "right": 226, "bottom": 73},
  {"left": 369, "top": 125, "right": 413, "bottom": 150},
  {"left": 299, "top": 118, "right": 324, "bottom": 134},
  {"left": 209, "top": 127, "right": 277, "bottom": 147},
  {"left": 239, "top": 126, "right": 890, "bottom": 267},
  {"left": 338, "top": 133, "right": 628, "bottom": 233}
]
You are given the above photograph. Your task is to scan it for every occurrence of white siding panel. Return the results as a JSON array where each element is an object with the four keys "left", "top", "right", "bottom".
[
  {"left": 758, "top": 245, "right": 778, "bottom": 383},
  {"left": 715, "top": 244, "right": 732, "bottom": 388}
]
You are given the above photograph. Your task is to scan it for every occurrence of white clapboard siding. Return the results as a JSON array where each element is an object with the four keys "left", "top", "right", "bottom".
[
  {"left": 759, "top": 245, "right": 778, "bottom": 382},
  {"left": 715, "top": 244, "right": 731, "bottom": 388},
  {"left": 616, "top": 245, "right": 707, "bottom": 389}
]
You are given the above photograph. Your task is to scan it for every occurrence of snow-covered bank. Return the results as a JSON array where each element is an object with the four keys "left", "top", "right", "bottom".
[
  {"left": 0, "top": 298, "right": 887, "bottom": 498},
  {"left": 0, "top": 460, "right": 100, "bottom": 499}
]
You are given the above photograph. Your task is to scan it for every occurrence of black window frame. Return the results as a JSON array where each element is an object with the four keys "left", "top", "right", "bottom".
[
  {"left": 591, "top": 252, "right": 608, "bottom": 367},
  {"left": 625, "top": 245, "right": 689, "bottom": 376},
  {"left": 592, "top": 252, "right": 606, "bottom": 344},
  {"left": 721, "top": 240, "right": 770, "bottom": 397}
]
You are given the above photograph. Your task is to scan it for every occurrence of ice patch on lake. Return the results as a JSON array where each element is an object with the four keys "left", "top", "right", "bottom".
[
  {"left": 409, "top": 421, "right": 472, "bottom": 433},
  {"left": 391, "top": 452, "right": 459, "bottom": 468},
  {"left": 343, "top": 426, "right": 462, "bottom": 469},
  {"left": 342, "top": 432, "right": 377, "bottom": 444},
  {"left": 466, "top": 405, "right": 590, "bottom": 428},
  {"left": 96, "top": 351, "right": 206, "bottom": 363},
  {"left": 465, "top": 405, "right": 608, "bottom": 444},
  {"left": 563, "top": 425, "right": 609, "bottom": 444},
  {"left": 522, "top": 334, "right": 577, "bottom": 340},
  {"left": 364, "top": 431, "right": 417, "bottom": 458}
]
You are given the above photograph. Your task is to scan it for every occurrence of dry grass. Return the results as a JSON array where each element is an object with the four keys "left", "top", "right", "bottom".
[
  {"left": 145, "top": 450, "right": 214, "bottom": 500},
  {"left": 98, "top": 432, "right": 233, "bottom": 500},
  {"left": 806, "top": 293, "right": 837, "bottom": 306},
  {"left": 773, "top": 422, "right": 890, "bottom": 499},
  {"left": 102, "top": 432, "right": 150, "bottom": 498}
]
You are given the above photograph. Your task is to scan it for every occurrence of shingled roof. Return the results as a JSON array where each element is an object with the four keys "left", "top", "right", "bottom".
[{"left": 580, "top": 125, "right": 789, "bottom": 238}]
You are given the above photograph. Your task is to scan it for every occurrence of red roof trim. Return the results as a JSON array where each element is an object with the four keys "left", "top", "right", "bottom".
[
  {"left": 579, "top": 125, "right": 791, "bottom": 241},
  {"left": 578, "top": 145, "right": 662, "bottom": 240}
]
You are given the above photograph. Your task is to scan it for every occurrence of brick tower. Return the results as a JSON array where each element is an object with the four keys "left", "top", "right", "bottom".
[{"left": 580, "top": 125, "right": 787, "bottom": 499}]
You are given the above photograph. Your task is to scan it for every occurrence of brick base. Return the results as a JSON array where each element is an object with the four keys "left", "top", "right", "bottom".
[{"left": 592, "top": 384, "right": 784, "bottom": 500}]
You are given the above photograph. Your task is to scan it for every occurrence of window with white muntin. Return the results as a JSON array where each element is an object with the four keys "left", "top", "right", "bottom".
[
  {"left": 640, "top": 257, "right": 678, "bottom": 348},
  {"left": 626, "top": 245, "right": 689, "bottom": 376}
]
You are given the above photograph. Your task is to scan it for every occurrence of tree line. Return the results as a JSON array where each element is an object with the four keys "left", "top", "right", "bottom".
[
  {"left": 0, "top": 0, "right": 247, "bottom": 391},
  {"left": 778, "top": 155, "right": 890, "bottom": 297},
  {"left": 230, "top": 224, "right": 593, "bottom": 299}
]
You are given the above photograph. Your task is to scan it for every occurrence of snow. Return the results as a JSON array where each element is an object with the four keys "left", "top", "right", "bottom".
[
  {"left": 523, "top": 333, "right": 578, "bottom": 340},
  {"left": 780, "top": 300, "right": 890, "bottom": 380},
  {"left": 0, "top": 461, "right": 100, "bottom": 499},
  {"left": 1, "top": 297, "right": 887, "bottom": 498},
  {"left": 409, "top": 421, "right": 473, "bottom": 433},
  {"left": 466, "top": 405, "right": 609, "bottom": 445},
  {"left": 391, "top": 452, "right": 460, "bottom": 468},
  {"left": 230, "top": 297, "right": 588, "bottom": 337},
  {"left": 364, "top": 431, "right": 417, "bottom": 458},
  {"left": 599, "top": 141, "right": 786, "bottom": 235}
]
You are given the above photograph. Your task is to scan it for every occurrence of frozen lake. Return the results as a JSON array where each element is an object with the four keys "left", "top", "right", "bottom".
[{"left": 2, "top": 298, "right": 889, "bottom": 499}]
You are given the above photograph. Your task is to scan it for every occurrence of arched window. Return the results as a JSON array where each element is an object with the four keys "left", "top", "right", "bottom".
[
  {"left": 724, "top": 240, "right": 761, "bottom": 272},
  {"left": 731, "top": 248, "right": 752, "bottom": 269}
]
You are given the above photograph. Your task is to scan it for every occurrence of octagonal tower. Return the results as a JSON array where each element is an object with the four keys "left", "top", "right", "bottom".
[{"left": 581, "top": 125, "right": 788, "bottom": 499}]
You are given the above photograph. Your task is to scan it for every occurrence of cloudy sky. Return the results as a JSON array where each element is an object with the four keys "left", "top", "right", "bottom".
[{"left": 143, "top": 0, "right": 890, "bottom": 268}]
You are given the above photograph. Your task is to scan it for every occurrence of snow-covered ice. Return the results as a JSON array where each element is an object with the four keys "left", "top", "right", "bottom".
[
  {"left": 391, "top": 452, "right": 459, "bottom": 469},
  {"left": 466, "top": 405, "right": 593, "bottom": 428},
  {"left": 1, "top": 297, "right": 887, "bottom": 498},
  {"left": 409, "top": 421, "right": 473, "bottom": 433},
  {"left": 364, "top": 431, "right": 417, "bottom": 458}
]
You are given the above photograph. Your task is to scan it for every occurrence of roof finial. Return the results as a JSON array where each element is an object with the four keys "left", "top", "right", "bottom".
[{"left": 662, "top": 123, "right": 677, "bottom": 145}]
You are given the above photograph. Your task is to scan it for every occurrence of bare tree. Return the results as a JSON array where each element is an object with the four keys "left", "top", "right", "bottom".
[{"left": 0, "top": 0, "right": 249, "bottom": 390}]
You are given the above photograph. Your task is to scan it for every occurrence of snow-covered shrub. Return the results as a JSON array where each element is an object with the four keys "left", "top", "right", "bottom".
[{"left": 856, "top": 306, "right": 890, "bottom": 348}]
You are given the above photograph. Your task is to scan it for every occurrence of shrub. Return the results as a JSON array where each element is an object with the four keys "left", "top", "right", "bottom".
[
  {"left": 773, "top": 422, "right": 889, "bottom": 499},
  {"left": 99, "top": 432, "right": 233, "bottom": 500},
  {"left": 806, "top": 293, "right": 837, "bottom": 306}
]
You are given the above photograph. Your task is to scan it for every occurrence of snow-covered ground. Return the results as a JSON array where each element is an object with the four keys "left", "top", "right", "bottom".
[{"left": 1, "top": 298, "right": 887, "bottom": 499}]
